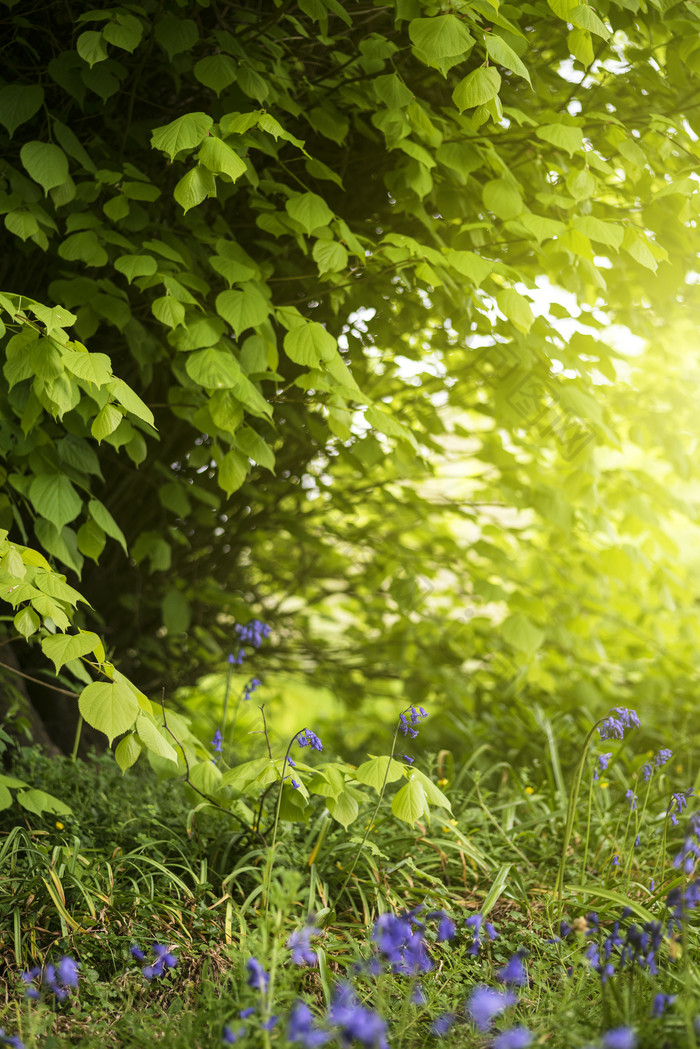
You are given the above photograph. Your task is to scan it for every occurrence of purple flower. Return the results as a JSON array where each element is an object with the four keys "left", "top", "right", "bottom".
[
  {"left": 465, "top": 913, "right": 497, "bottom": 955},
  {"left": 142, "top": 943, "right": 177, "bottom": 980},
  {"left": 466, "top": 986, "right": 516, "bottom": 1031},
  {"left": 211, "top": 728, "right": 223, "bottom": 753},
  {"left": 262, "top": 1016, "right": 278, "bottom": 1031},
  {"left": 651, "top": 993, "right": 676, "bottom": 1018},
  {"left": 287, "top": 757, "right": 296, "bottom": 768},
  {"left": 655, "top": 748, "right": 672, "bottom": 767},
  {"left": 297, "top": 729, "right": 323, "bottom": 751},
  {"left": 330, "top": 982, "right": 389, "bottom": 1049},
  {"left": 235, "top": 620, "right": 271, "bottom": 649},
  {"left": 372, "top": 912, "right": 432, "bottom": 974},
  {"left": 403, "top": 755, "right": 414, "bottom": 764},
  {"left": 430, "top": 1013, "right": 454, "bottom": 1035},
  {"left": 130, "top": 945, "right": 146, "bottom": 961},
  {"left": 594, "top": 753, "right": 612, "bottom": 781},
  {"left": 287, "top": 924, "right": 319, "bottom": 966},
  {"left": 602, "top": 1028, "right": 637, "bottom": 1049},
  {"left": 57, "top": 956, "right": 78, "bottom": 987},
  {"left": 0, "top": 1032, "right": 24, "bottom": 1049},
  {"left": 288, "top": 1002, "right": 331, "bottom": 1047},
  {"left": 291, "top": 779, "right": 301, "bottom": 789},
  {"left": 244, "top": 677, "right": 262, "bottom": 701},
  {"left": 223, "top": 1025, "right": 245, "bottom": 1043},
  {"left": 493, "top": 1027, "right": 533, "bottom": 1049},
  {"left": 246, "top": 957, "right": 269, "bottom": 991},
  {"left": 598, "top": 708, "right": 639, "bottom": 741},
  {"left": 625, "top": 789, "right": 637, "bottom": 810},
  {"left": 497, "top": 950, "right": 528, "bottom": 987},
  {"left": 411, "top": 984, "right": 426, "bottom": 1005},
  {"left": 239, "top": 1008, "right": 255, "bottom": 1019},
  {"left": 436, "top": 914, "right": 456, "bottom": 942}
]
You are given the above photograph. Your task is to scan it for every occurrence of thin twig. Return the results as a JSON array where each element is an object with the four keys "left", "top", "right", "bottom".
[{"left": 0, "top": 660, "right": 79, "bottom": 698}]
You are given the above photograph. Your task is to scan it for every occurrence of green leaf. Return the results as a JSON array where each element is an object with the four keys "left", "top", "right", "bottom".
[
  {"left": 568, "top": 27, "right": 595, "bottom": 66},
  {"left": 219, "top": 450, "right": 250, "bottom": 495},
  {"left": 30, "top": 474, "right": 82, "bottom": 531},
  {"left": 446, "top": 250, "right": 492, "bottom": 285},
  {"left": 236, "top": 426, "right": 275, "bottom": 471},
  {"left": 188, "top": 760, "right": 223, "bottom": 795},
  {"left": 14, "top": 606, "right": 40, "bottom": 638},
  {"left": 107, "top": 378, "right": 154, "bottom": 427},
  {"left": 485, "top": 34, "right": 531, "bottom": 84},
  {"left": 392, "top": 777, "right": 428, "bottom": 825},
  {"left": 355, "top": 755, "right": 406, "bottom": 790},
  {"left": 162, "top": 588, "right": 191, "bottom": 633},
  {"left": 284, "top": 322, "right": 336, "bottom": 367},
  {"left": 77, "top": 30, "right": 108, "bottom": 67},
  {"left": 115, "top": 733, "right": 142, "bottom": 773},
  {"left": 62, "top": 348, "right": 113, "bottom": 386},
  {"left": 569, "top": 4, "right": 610, "bottom": 38},
  {"left": 312, "top": 239, "right": 349, "bottom": 275},
  {"left": 326, "top": 790, "right": 359, "bottom": 827},
  {"left": 154, "top": 14, "right": 199, "bottom": 60},
  {"left": 91, "top": 403, "right": 123, "bottom": 442},
  {"left": 88, "top": 499, "right": 127, "bottom": 553},
  {"left": 114, "top": 254, "right": 158, "bottom": 282},
  {"left": 79, "top": 680, "right": 139, "bottom": 744},
  {"left": 198, "top": 137, "right": 246, "bottom": 182},
  {"left": 16, "top": 789, "right": 72, "bottom": 816},
  {"left": 173, "top": 165, "right": 216, "bottom": 213},
  {"left": 535, "top": 122, "right": 584, "bottom": 156},
  {"left": 502, "top": 613, "right": 545, "bottom": 654},
  {"left": 0, "top": 84, "right": 44, "bottom": 137},
  {"left": 572, "top": 216, "right": 623, "bottom": 250},
  {"left": 186, "top": 347, "right": 242, "bottom": 389},
  {"left": 150, "top": 113, "right": 214, "bottom": 160},
  {"left": 77, "top": 519, "right": 106, "bottom": 561},
  {"left": 42, "top": 630, "right": 101, "bottom": 672},
  {"left": 452, "top": 67, "right": 501, "bottom": 111},
  {"left": 194, "top": 55, "right": 237, "bottom": 96},
  {"left": 152, "top": 296, "right": 186, "bottom": 328},
  {"left": 136, "top": 713, "right": 178, "bottom": 763},
  {"left": 216, "top": 285, "right": 271, "bottom": 336},
  {"left": 566, "top": 166, "right": 596, "bottom": 201},
  {"left": 409, "top": 15, "right": 473, "bottom": 64},
  {"left": 285, "top": 192, "right": 334, "bottom": 234},
  {"left": 411, "top": 768, "right": 452, "bottom": 811},
  {"left": 103, "top": 13, "right": 143, "bottom": 52},
  {"left": 58, "top": 231, "right": 108, "bottom": 267},
  {"left": 20, "top": 142, "right": 69, "bottom": 195},
  {"left": 482, "top": 179, "right": 523, "bottom": 220},
  {"left": 497, "top": 288, "right": 534, "bottom": 333}
]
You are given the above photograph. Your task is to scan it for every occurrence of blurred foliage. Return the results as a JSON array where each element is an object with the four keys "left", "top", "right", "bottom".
[{"left": 0, "top": 0, "right": 699, "bottom": 777}]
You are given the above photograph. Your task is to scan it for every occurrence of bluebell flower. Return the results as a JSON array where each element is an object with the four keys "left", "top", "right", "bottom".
[
  {"left": 466, "top": 986, "right": 516, "bottom": 1031},
  {"left": 20, "top": 967, "right": 41, "bottom": 999},
  {"left": 297, "top": 729, "right": 323, "bottom": 751},
  {"left": 493, "top": 1027, "right": 533, "bottom": 1049},
  {"left": 430, "top": 1013, "right": 454, "bottom": 1035},
  {"left": 594, "top": 753, "right": 612, "bottom": 781},
  {"left": 598, "top": 708, "right": 639, "bottom": 741},
  {"left": 288, "top": 1002, "right": 331, "bottom": 1047},
  {"left": 239, "top": 1008, "right": 255, "bottom": 1020},
  {"left": 651, "top": 993, "right": 676, "bottom": 1017},
  {"left": 288, "top": 924, "right": 319, "bottom": 966},
  {"left": 57, "top": 956, "right": 78, "bottom": 987},
  {"left": 372, "top": 912, "right": 432, "bottom": 974},
  {"left": 291, "top": 779, "right": 300, "bottom": 789},
  {"left": 235, "top": 620, "right": 271, "bottom": 648},
  {"left": 246, "top": 957, "right": 269, "bottom": 991},
  {"left": 143, "top": 943, "right": 177, "bottom": 980},
  {"left": 261, "top": 1016, "right": 278, "bottom": 1030},
  {"left": 403, "top": 755, "right": 414, "bottom": 764},
  {"left": 655, "top": 748, "right": 672, "bottom": 766},
  {"left": 130, "top": 945, "right": 146, "bottom": 961},
  {"left": 634, "top": 835, "right": 641, "bottom": 848},
  {"left": 497, "top": 950, "right": 528, "bottom": 987},
  {"left": 625, "top": 790, "right": 637, "bottom": 810},
  {"left": 436, "top": 914, "right": 456, "bottom": 942},
  {"left": 602, "top": 1027, "right": 637, "bottom": 1049},
  {"left": 0, "top": 1031, "right": 24, "bottom": 1049},
  {"left": 612, "top": 855, "right": 620, "bottom": 867},
  {"left": 244, "top": 677, "right": 262, "bottom": 701},
  {"left": 211, "top": 728, "right": 223, "bottom": 753},
  {"left": 287, "top": 757, "right": 296, "bottom": 767},
  {"left": 222, "top": 1025, "right": 245, "bottom": 1043},
  {"left": 641, "top": 761, "right": 653, "bottom": 781},
  {"left": 411, "top": 984, "right": 426, "bottom": 1005},
  {"left": 673, "top": 812, "right": 700, "bottom": 874},
  {"left": 465, "top": 913, "right": 497, "bottom": 955},
  {"left": 330, "top": 982, "right": 389, "bottom": 1049}
]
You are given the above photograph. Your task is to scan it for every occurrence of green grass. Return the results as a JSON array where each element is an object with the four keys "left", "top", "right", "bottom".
[{"left": 1, "top": 703, "right": 700, "bottom": 1049}]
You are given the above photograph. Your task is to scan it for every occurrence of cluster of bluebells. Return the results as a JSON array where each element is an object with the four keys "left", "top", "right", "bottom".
[
  {"left": 297, "top": 728, "right": 323, "bottom": 751},
  {"left": 369, "top": 908, "right": 453, "bottom": 977},
  {"left": 243, "top": 677, "right": 261, "bottom": 701},
  {"left": 594, "top": 753, "right": 612, "bottom": 782},
  {"left": 640, "top": 748, "right": 672, "bottom": 781},
  {"left": 673, "top": 810, "right": 700, "bottom": 874},
  {"left": 223, "top": 960, "right": 277, "bottom": 1043},
  {"left": 597, "top": 707, "right": 640, "bottom": 742},
  {"left": 465, "top": 912, "right": 498, "bottom": 955},
  {"left": 287, "top": 920, "right": 321, "bottom": 966},
  {"left": 668, "top": 788, "right": 694, "bottom": 827},
  {"left": 398, "top": 706, "right": 428, "bottom": 740},
  {"left": 230, "top": 619, "right": 271, "bottom": 665},
  {"left": 131, "top": 943, "right": 177, "bottom": 980},
  {"left": 22, "top": 956, "right": 78, "bottom": 1001}
]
